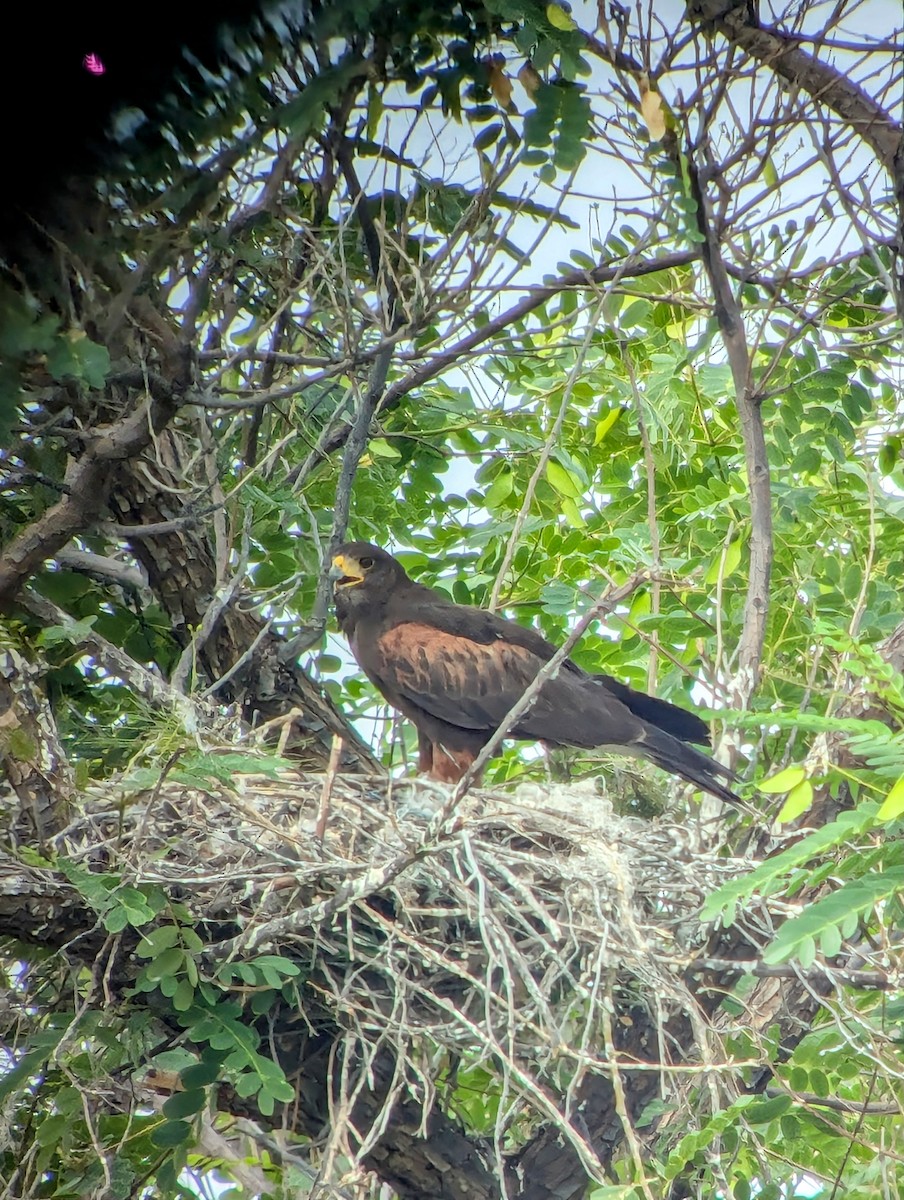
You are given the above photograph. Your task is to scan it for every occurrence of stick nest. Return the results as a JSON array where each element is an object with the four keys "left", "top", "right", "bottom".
[{"left": 59, "top": 763, "right": 750, "bottom": 1167}]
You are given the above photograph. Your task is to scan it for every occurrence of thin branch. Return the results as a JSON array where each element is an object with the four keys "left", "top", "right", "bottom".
[
  {"left": 198, "top": 612, "right": 278, "bottom": 702},
  {"left": 765, "top": 1088, "right": 900, "bottom": 1117},
  {"left": 293, "top": 344, "right": 394, "bottom": 657},
  {"left": 685, "top": 137, "right": 772, "bottom": 709},
  {"left": 489, "top": 292, "right": 608, "bottom": 611},
  {"left": 54, "top": 549, "right": 147, "bottom": 593},
  {"left": 689, "top": 957, "right": 898, "bottom": 991},
  {"left": 290, "top": 135, "right": 403, "bottom": 655},
  {"left": 375, "top": 250, "right": 699, "bottom": 420},
  {"left": 98, "top": 504, "right": 224, "bottom": 537},
  {"left": 171, "top": 514, "right": 253, "bottom": 694},
  {"left": 0, "top": 647, "right": 75, "bottom": 844},
  {"left": 623, "top": 347, "right": 661, "bottom": 692}
]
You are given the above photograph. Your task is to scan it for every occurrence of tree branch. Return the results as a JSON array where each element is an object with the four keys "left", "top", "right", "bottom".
[
  {"left": 688, "top": 2, "right": 901, "bottom": 171},
  {"left": 314, "top": 250, "right": 700, "bottom": 462},
  {"left": 17, "top": 591, "right": 203, "bottom": 725},
  {"left": 687, "top": 0, "right": 904, "bottom": 322},
  {"left": 54, "top": 548, "right": 148, "bottom": 593},
  {"left": 689, "top": 957, "right": 899, "bottom": 992},
  {"left": 450, "top": 571, "right": 652, "bottom": 806},
  {"left": 0, "top": 391, "right": 183, "bottom": 609},
  {"left": 685, "top": 139, "right": 772, "bottom": 708},
  {"left": 764, "top": 1088, "right": 901, "bottom": 1116},
  {"left": 489, "top": 293, "right": 608, "bottom": 612}
]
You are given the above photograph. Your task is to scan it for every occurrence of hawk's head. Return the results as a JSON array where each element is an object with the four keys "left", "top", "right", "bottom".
[{"left": 330, "top": 544, "right": 409, "bottom": 619}]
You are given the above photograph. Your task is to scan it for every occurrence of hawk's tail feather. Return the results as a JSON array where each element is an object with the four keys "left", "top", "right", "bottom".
[{"left": 638, "top": 725, "right": 741, "bottom": 805}]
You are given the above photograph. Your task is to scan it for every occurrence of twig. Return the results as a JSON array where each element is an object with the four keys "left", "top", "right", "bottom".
[
  {"left": 198, "top": 611, "right": 277, "bottom": 701},
  {"left": 316, "top": 250, "right": 696, "bottom": 460},
  {"left": 623, "top": 347, "right": 661, "bottom": 692},
  {"left": 600, "top": 1003, "right": 657, "bottom": 1200},
  {"left": 316, "top": 735, "right": 344, "bottom": 843},
  {"left": 765, "top": 1088, "right": 899, "bottom": 1117},
  {"left": 18, "top": 591, "right": 201, "bottom": 728},
  {"left": 171, "top": 513, "right": 253, "bottom": 694},
  {"left": 688, "top": 957, "right": 897, "bottom": 991},
  {"left": 99, "top": 503, "right": 223, "bottom": 537},
  {"left": 697, "top": 2, "right": 901, "bottom": 169}
]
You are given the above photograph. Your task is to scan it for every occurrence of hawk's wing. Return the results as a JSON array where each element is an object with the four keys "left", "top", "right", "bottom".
[{"left": 365, "top": 620, "right": 639, "bottom": 747}]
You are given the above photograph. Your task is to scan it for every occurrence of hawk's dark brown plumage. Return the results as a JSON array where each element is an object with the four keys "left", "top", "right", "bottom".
[{"left": 332, "top": 542, "right": 739, "bottom": 801}]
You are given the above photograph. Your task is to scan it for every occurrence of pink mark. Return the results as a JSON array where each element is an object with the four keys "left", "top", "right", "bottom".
[{"left": 83, "top": 53, "right": 106, "bottom": 76}]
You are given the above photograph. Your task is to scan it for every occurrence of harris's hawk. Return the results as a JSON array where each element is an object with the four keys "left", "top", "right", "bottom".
[{"left": 332, "top": 542, "right": 739, "bottom": 802}]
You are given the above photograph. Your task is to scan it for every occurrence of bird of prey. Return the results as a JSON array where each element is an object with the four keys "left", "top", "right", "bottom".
[{"left": 331, "top": 541, "right": 739, "bottom": 802}]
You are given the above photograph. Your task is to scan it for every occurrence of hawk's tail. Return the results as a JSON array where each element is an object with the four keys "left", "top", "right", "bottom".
[{"left": 637, "top": 724, "right": 742, "bottom": 805}]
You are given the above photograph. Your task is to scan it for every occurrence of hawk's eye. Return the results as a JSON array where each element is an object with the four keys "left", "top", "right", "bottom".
[{"left": 359, "top": 556, "right": 374, "bottom": 569}]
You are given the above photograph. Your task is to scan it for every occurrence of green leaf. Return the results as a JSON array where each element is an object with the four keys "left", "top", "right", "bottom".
[
  {"left": 36, "top": 1114, "right": 68, "bottom": 1147},
  {"left": 776, "top": 779, "right": 814, "bottom": 824},
  {"left": 560, "top": 496, "right": 587, "bottom": 528},
  {"left": 474, "top": 123, "right": 503, "bottom": 151},
  {"left": 745, "top": 1094, "right": 792, "bottom": 1124},
  {"left": 180, "top": 1061, "right": 224, "bottom": 1090},
  {"left": 570, "top": 249, "right": 596, "bottom": 269},
  {"left": 163, "top": 1089, "right": 208, "bottom": 1119},
  {"left": 758, "top": 765, "right": 807, "bottom": 794},
  {"left": 173, "top": 978, "right": 196, "bottom": 1011},
  {"left": 546, "top": 2, "right": 577, "bottom": 29},
  {"left": 142, "top": 947, "right": 187, "bottom": 983},
  {"left": 876, "top": 774, "right": 904, "bottom": 821},
  {"left": 546, "top": 458, "right": 582, "bottom": 499},
  {"left": 262, "top": 1075, "right": 295, "bottom": 1103},
  {"left": 485, "top": 469, "right": 514, "bottom": 509},
  {"left": 105, "top": 886, "right": 158, "bottom": 931},
  {"left": 705, "top": 538, "right": 742, "bottom": 585},
  {"left": 878, "top": 436, "right": 901, "bottom": 475},
  {"left": 36, "top": 616, "right": 97, "bottom": 647},
  {"left": 251, "top": 955, "right": 301, "bottom": 978},
  {"left": 181, "top": 927, "right": 204, "bottom": 953},
  {"left": 136, "top": 926, "right": 182, "bottom": 958},
  {"left": 234, "top": 1072, "right": 263, "bottom": 1098},
  {"left": 368, "top": 438, "right": 402, "bottom": 460},
  {"left": 593, "top": 407, "right": 622, "bottom": 445},
  {"left": 150, "top": 1119, "right": 194, "bottom": 1148}
]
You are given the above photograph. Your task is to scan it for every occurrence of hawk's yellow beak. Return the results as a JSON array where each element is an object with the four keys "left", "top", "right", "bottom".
[{"left": 330, "top": 554, "right": 364, "bottom": 587}]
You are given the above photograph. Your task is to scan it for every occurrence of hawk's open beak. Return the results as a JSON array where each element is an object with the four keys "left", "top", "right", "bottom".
[{"left": 330, "top": 555, "right": 364, "bottom": 587}]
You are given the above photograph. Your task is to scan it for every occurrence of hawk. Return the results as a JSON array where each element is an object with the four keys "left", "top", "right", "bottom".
[{"left": 332, "top": 542, "right": 739, "bottom": 801}]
